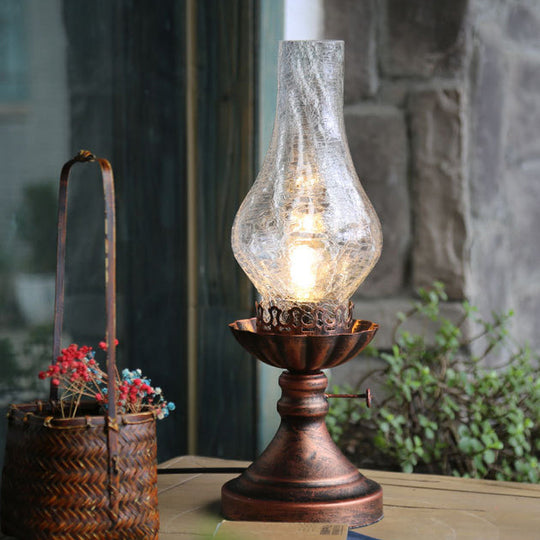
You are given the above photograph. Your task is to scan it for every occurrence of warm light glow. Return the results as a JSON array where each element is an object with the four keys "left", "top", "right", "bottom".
[
  {"left": 289, "top": 244, "right": 319, "bottom": 300},
  {"left": 296, "top": 213, "right": 316, "bottom": 233},
  {"left": 287, "top": 177, "right": 325, "bottom": 300},
  {"left": 295, "top": 176, "right": 317, "bottom": 188}
]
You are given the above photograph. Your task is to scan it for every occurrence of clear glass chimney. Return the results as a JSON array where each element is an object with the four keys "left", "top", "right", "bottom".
[{"left": 232, "top": 40, "right": 382, "bottom": 334}]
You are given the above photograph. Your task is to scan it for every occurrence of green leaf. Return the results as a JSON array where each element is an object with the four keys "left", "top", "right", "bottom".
[
  {"left": 458, "top": 437, "right": 471, "bottom": 453},
  {"left": 471, "top": 438, "right": 483, "bottom": 453},
  {"left": 405, "top": 438, "right": 414, "bottom": 452},
  {"left": 373, "top": 434, "right": 387, "bottom": 449},
  {"left": 483, "top": 450, "right": 496, "bottom": 464}
]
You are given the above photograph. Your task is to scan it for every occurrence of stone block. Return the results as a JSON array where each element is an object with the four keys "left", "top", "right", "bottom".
[
  {"left": 506, "top": 3, "right": 540, "bottom": 49},
  {"left": 504, "top": 60, "right": 540, "bottom": 348},
  {"left": 381, "top": 0, "right": 468, "bottom": 78},
  {"left": 510, "top": 175, "right": 540, "bottom": 284},
  {"left": 468, "top": 40, "right": 540, "bottom": 352},
  {"left": 408, "top": 87, "right": 468, "bottom": 300},
  {"left": 377, "top": 80, "right": 411, "bottom": 108},
  {"left": 507, "top": 168, "right": 540, "bottom": 350},
  {"left": 470, "top": 40, "right": 508, "bottom": 219},
  {"left": 468, "top": 211, "right": 525, "bottom": 364},
  {"left": 507, "top": 59, "right": 540, "bottom": 169},
  {"left": 469, "top": 220, "right": 512, "bottom": 327},
  {"left": 351, "top": 296, "right": 469, "bottom": 350},
  {"left": 344, "top": 105, "right": 409, "bottom": 297},
  {"left": 324, "top": 0, "right": 378, "bottom": 102},
  {"left": 512, "top": 293, "right": 540, "bottom": 352}
]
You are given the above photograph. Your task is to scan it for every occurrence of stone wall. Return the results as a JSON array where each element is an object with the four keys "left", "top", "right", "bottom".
[
  {"left": 469, "top": 0, "right": 540, "bottom": 352},
  {"left": 323, "top": 0, "right": 540, "bottom": 359}
]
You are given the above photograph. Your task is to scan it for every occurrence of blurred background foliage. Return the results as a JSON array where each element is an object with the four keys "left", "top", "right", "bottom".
[{"left": 328, "top": 283, "right": 540, "bottom": 483}]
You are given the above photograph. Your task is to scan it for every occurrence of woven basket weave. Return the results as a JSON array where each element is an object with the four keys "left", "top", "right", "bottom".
[
  {"left": 0, "top": 152, "right": 159, "bottom": 539},
  {"left": 1, "top": 404, "right": 159, "bottom": 539}
]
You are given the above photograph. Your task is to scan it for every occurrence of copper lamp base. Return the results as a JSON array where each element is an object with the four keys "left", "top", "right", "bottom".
[{"left": 222, "top": 319, "right": 383, "bottom": 527}]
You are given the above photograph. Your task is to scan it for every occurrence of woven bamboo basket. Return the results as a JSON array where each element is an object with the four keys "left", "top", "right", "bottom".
[{"left": 0, "top": 152, "right": 159, "bottom": 539}]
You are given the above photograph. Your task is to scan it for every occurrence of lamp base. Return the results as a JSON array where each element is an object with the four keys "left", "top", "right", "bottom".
[{"left": 221, "top": 371, "right": 383, "bottom": 527}]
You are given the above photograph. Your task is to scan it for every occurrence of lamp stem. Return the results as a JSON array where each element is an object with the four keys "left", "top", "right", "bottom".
[{"left": 222, "top": 371, "right": 382, "bottom": 526}]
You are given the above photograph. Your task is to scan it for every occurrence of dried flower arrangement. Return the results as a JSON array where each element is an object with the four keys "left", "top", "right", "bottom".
[{"left": 38, "top": 341, "right": 174, "bottom": 419}]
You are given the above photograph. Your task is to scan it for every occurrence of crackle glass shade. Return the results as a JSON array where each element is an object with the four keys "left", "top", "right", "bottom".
[{"left": 232, "top": 40, "right": 382, "bottom": 327}]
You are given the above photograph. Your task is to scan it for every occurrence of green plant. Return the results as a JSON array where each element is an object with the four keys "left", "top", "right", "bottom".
[{"left": 328, "top": 282, "right": 540, "bottom": 483}]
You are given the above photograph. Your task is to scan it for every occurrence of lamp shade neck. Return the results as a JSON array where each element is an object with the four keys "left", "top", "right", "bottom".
[{"left": 274, "top": 40, "right": 345, "bottom": 148}]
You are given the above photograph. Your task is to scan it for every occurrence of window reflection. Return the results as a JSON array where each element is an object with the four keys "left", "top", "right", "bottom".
[
  {"left": 0, "top": 0, "right": 190, "bottom": 465},
  {"left": 0, "top": 1, "right": 67, "bottom": 409},
  {"left": 0, "top": 0, "right": 257, "bottom": 467}
]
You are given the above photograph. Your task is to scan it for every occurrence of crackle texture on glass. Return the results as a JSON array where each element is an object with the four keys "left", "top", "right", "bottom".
[{"left": 232, "top": 41, "right": 382, "bottom": 328}]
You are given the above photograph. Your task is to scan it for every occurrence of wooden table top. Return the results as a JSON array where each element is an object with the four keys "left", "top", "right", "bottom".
[
  {"left": 2, "top": 455, "right": 540, "bottom": 539},
  {"left": 157, "top": 456, "right": 540, "bottom": 539}
]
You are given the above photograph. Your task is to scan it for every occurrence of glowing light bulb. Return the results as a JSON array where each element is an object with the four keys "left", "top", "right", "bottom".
[
  {"left": 297, "top": 213, "right": 316, "bottom": 232},
  {"left": 289, "top": 244, "right": 319, "bottom": 300},
  {"left": 231, "top": 41, "right": 382, "bottom": 334}
]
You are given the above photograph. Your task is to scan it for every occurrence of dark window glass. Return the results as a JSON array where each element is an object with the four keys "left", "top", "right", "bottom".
[{"left": 0, "top": 0, "right": 256, "bottom": 468}]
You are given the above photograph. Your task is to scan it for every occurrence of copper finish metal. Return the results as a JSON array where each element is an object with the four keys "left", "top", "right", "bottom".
[
  {"left": 326, "top": 388, "right": 372, "bottom": 408},
  {"left": 222, "top": 322, "right": 383, "bottom": 527},
  {"left": 230, "top": 317, "right": 378, "bottom": 373},
  {"left": 256, "top": 301, "right": 353, "bottom": 335}
]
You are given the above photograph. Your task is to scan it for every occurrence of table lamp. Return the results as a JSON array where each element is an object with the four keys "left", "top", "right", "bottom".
[{"left": 222, "top": 40, "right": 383, "bottom": 527}]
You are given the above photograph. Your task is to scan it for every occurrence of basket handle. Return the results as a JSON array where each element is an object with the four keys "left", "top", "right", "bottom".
[
  {"left": 51, "top": 150, "right": 118, "bottom": 424},
  {"left": 51, "top": 150, "right": 121, "bottom": 518}
]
